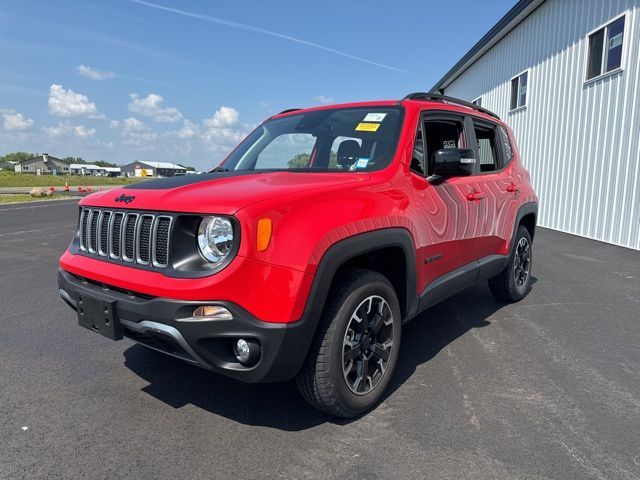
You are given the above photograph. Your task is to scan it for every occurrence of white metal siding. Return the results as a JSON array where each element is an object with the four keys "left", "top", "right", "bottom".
[{"left": 443, "top": 0, "right": 640, "bottom": 250}]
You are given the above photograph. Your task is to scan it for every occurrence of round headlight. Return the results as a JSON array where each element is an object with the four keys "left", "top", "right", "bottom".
[{"left": 197, "top": 216, "right": 234, "bottom": 264}]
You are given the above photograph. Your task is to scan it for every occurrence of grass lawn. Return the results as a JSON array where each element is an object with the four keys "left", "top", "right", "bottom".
[
  {"left": 0, "top": 193, "right": 76, "bottom": 204},
  {"left": 0, "top": 172, "right": 149, "bottom": 187}
]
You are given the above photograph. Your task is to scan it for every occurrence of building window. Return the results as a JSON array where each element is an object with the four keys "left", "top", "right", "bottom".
[
  {"left": 472, "top": 97, "right": 482, "bottom": 107},
  {"left": 510, "top": 71, "right": 528, "bottom": 110},
  {"left": 587, "top": 15, "right": 625, "bottom": 80}
]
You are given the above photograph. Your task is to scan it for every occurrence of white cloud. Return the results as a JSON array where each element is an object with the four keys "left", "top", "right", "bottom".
[
  {"left": 48, "top": 84, "right": 102, "bottom": 118},
  {"left": 42, "top": 122, "right": 96, "bottom": 138},
  {"left": 73, "top": 125, "right": 96, "bottom": 138},
  {"left": 128, "top": 93, "right": 182, "bottom": 122},
  {"left": 201, "top": 106, "right": 246, "bottom": 151},
  {"left": 3, "top": 111, "right": 33, "bottom": 130},
  {"left": 123, "top": 117, "right": 148, "bottom": 132},
  {"left": 77, "top": 64, "right": 115, "bottom": 81},
  {"left": 203, "top": 106, "right": 239, "bottom": 129},
  {"left": 314, "top": 95, "right": 334, "bottom": 104},
  {"left": 109, "top": 120, "right": 119, "bottom": 129},
  {"left": 43, "top": 123, "right": 73, "bottom": 138},
  {"left": 178, "top": 119, "right": 198, "bottom": 138},
  {"left": 121, "top": 116, "right": 157, "bottom": 146}
]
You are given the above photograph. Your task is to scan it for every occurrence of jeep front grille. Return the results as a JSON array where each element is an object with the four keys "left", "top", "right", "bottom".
[{"left": 78, "top": 208, "right": 172, "bottom": 268}]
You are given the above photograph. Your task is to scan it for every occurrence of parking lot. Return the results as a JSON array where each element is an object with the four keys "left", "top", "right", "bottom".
[{"left": 1, "top": 199, "right": 639, "bottom": 479}]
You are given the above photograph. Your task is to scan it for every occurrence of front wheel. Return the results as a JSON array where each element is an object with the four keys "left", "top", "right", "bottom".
[
  {"left": 488, "top": 224, "right": 533, "bottom": 302},
  {"left": 296, "top": 269, "right": 401, "bottom": 418}
]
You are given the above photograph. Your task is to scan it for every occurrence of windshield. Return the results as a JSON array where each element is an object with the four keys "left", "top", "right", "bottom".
[{"left": 220, "top": 106, "right": 403, "bottom": 172}]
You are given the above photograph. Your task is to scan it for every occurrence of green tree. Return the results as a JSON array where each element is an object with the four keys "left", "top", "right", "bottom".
[
  {"left": 95, "top": 160, "right": 118, "bottom": 168},
  {"left": 62, "top": 156, "right": 86, "bottom": 164},
  {"left": 1, "top": 152, "right": 39, "bottom": 164},
  {"left": 287, "top": 152, "right": 339, "bottom": 169},
  {"left": 287, "top": 153, "right": 310, "bottom": 168},
  {"left": 329, "top": 150, "right": 337, "bottom": 168}
]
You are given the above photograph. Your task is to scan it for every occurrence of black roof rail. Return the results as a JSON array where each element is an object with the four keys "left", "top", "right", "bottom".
[
  {"left": 402, "top": 92, "right": 500, "bottom": 120},
  {"left": 278, "top": 108, "right": 302, "bottom": 115}
]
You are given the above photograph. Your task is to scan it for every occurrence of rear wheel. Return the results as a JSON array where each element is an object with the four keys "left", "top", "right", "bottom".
[
  {"left": 488, "top": 224, "right": 533, "bottom": 302},
  {"left": 296, "top": 269, "right": 401, "bottom": 418}
]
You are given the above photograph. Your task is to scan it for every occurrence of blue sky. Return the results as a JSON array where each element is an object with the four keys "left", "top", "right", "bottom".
[{"left": 0, "top": 0, "right": 515, "bottom": 170}]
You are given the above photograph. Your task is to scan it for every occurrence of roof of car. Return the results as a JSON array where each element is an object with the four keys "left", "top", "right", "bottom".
[
  {"left": 270, "top": 100, "right": 399, "bottom": 119},
  {"left": 271, "top": 96, "right": 501, "bottom": 124}
]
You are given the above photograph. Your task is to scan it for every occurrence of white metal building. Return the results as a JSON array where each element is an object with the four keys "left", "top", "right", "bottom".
[
  {"left": 70, "top": 164, "right": 105, "bottom": 176},
  {"left": 121, "top": 161, "right": 186, "bottom": 178},
  {"left": 432, "top": 0, "right": 640, "bottom": 250}
]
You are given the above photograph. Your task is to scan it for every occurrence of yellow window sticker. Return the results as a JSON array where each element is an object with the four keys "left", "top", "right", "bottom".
[{"left": 356, "top": 122, "right": 381, "bottom": 132}]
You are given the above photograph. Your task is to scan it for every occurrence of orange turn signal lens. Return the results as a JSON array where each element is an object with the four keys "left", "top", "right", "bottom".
[{"left": 256, "top": 218, "right": 272, "bottom": 252}]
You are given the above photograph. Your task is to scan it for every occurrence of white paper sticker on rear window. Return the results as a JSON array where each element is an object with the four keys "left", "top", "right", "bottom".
[
  {"left": 355, "top": 158, "right": 370, "bottom": 168},
  {"left": 363, "top": 113, "right": 387, "bottom": 122}
]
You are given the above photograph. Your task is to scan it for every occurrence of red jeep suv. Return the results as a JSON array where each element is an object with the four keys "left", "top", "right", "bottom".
[{"left": 58, "top": 93, "right": 538, "bottom": 417}]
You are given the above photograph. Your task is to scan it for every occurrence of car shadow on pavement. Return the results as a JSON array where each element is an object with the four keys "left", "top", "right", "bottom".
[{"left": 123, "top": 282, "right": 516, "bottom": 431}]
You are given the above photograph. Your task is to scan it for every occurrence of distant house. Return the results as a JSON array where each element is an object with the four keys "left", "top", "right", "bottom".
[
  {"left": 0, "top": 160, "right": 17, "bottom": 171},
  {"left": 15, "top": 154, "right": 71, "bottom": 175},
  {"left": 121, "top": 161, "right": 186, "bottom": 178},
  {"left": 103, "top": 167, "right": 121, "bottom": 177},
  {"left": 70, "top": 164, "right": 106, "bottom": 176}
]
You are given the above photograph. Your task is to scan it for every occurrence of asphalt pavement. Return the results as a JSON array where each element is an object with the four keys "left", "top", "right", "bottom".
[{"left": 1, "top": 199, "right": 639, "bottom": 479}]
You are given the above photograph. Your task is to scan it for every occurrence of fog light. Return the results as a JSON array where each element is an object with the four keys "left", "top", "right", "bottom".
[
  {"left": 188, "top": 305, "right": 233, "bottom": 321},
  {"left": 233, "top": 338, "right": 260, "bottom": 366}
]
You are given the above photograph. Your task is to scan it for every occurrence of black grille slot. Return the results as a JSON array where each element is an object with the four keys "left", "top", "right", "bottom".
[
  {"left": 111, "top": 213, "right": 124, "bottom": 257},
  {"left": 154, "top": 217, "right": 170, "bottom": 266},
  {"left": 89, "top": 211, "right": 99, "bottom": 252},
  {"left": 80, "top": 210, "right": 89, "bottom": 250},
  {"left": 137, "top": 216, "right": 153, "bottom": 263},
  {"left": 77, "top": 208, "right": 171, "bottom": 270},
  {"left": 124, "top": 215, "right": 137, "bottom": 261},
  {"left": 99, "top": 212, "right": 111, "bottom": 255}
]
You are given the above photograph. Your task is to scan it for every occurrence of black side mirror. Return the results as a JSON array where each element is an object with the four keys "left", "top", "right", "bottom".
[{"left": 431, "top": 148, "right": 476, "bottom": 176}]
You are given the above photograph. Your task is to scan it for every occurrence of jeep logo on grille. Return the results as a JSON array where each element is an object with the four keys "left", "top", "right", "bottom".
[{"left": 115, "top": 194, "right": 135, "bottom": 204}]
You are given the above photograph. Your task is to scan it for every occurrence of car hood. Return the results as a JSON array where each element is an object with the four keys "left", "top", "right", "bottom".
[{"left": 79, "top": 171, "right": 371, "bottom": 214}]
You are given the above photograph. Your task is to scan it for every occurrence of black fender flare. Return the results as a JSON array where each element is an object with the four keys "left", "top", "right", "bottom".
[
  {"left": 285, "top": 228, "right": 418, "bottom": 376},
  {"left": 303, "top": 228, "right": 418, "bottom": 322},
  {"left": 511, "top": 202, "right": 538, "bottom": 252}
]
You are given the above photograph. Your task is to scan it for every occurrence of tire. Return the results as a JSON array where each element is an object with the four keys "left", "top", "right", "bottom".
[
  {"left": 489, "top": 224, "right": 533, "bottom": 302},
  {"left": 296, "top": 269, "right": 401, "bottom": 418}
]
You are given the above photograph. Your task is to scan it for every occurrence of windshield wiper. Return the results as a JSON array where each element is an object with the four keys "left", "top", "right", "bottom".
[{"left": 210, "top": 166, "right": 229, "bottom": 172}]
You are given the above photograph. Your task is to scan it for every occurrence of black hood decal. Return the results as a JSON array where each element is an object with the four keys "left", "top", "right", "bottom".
[{"left": 123, "top": 171, "right": 260, "bottom": 190}]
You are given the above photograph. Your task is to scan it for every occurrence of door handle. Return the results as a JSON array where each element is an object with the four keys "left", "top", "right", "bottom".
[
  {"left": 466, "top": 191, "right": 486, "bottom": 201},
  {"left": 507, "top": 183, "right": 520, "bottom": 193}
]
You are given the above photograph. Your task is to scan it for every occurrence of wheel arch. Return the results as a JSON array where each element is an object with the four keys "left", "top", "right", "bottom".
[
  {"left": 512, "top": 202, "right": 538, "bottom": 251},
  {"left": 304, "top": 228, "right": 418, "bottom": 323}
]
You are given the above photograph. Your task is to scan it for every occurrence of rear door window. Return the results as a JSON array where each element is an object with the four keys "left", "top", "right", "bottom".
[{"left": 472, "top": 121, "right": 501, "bottom": 172}]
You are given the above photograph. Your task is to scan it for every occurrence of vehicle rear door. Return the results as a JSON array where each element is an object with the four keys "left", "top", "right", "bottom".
[{"left": 467, "top": 117, "right": 518, "bottom": 259}]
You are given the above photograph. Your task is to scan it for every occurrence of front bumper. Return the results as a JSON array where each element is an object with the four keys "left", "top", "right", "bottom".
[{"left": 58, "top": 268, "right": 316, "bottom": 383}]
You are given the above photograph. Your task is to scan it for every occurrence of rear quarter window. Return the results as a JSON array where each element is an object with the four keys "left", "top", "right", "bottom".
[{"left": 498, "top": 125, "right": 513, "bottom": 163}]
